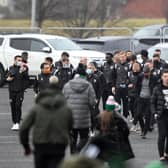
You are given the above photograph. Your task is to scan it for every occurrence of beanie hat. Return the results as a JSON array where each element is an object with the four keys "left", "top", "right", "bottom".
[
  {"left": 49, "top": 76, "right": 59, "bottom": 84},
  {"left": 105, "top": 96, "right": 121, "bottom": 113}
]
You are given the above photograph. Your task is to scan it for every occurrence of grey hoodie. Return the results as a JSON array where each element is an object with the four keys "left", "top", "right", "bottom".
[{"left": 63, "top": 76, "right": 96, "bottom": 129}]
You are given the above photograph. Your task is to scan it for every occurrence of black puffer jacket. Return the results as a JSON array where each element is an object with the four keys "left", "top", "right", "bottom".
[{"left": 151, "top": 84, "right": 165, "bottom": 118}]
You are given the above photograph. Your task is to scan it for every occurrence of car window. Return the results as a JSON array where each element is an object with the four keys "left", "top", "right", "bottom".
[
  {"left": 134, "top": 28, "right": 161, "bottom": 37},
  {"left": 10, "top": 38, "right": 30, "bottom": 50},
  {"left": 0, "top": 38, "right": 4, "bottom": 46},
  {"left": 30, "top": 39, "right": 48, "bottom": 52},
  {"left": 47, "top": 38, "right": 81, "bottom": 50},
  {"left": 76, "top": 41, "right": 104, "bottom": 51}
]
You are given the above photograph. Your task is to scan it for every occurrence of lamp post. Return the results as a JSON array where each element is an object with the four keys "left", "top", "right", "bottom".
[{"left": 31, "top": 0, "right": 36, "bottom": 28}]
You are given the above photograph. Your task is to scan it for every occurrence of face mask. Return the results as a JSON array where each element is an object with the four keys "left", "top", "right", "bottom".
[
  {"left": 63, "top": 64, "right": 70, "bottom": 68},
  {"left": 16, "top": 61, "right": 22, "bottom": 67},
  {"left": 86, "top": 69, "right": 93, "bottom": 75}
]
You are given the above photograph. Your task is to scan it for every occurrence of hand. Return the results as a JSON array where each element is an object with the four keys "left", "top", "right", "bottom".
[
  {"left": 6, "top": 76, "right": 14, "bottom": 81},
  {"left": 112, "top": 87, "right": 115, "bottom": 94},
  {"left": 128, "top": 84, "right": 133, "bottom": 88},
  {"left": 24, "top": 147, "right": 32, "bottom": 156}
]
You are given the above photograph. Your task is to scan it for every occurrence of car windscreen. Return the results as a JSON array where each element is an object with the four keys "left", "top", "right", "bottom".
[
  {"left": 47, "top": 38, "right": 82, "bottom": 50},
  {"left": 134, "top": 28, "right": 161, "bottom": 37},
  {"left": 76, "top": 41, "right": 104, "bottom": 51}
]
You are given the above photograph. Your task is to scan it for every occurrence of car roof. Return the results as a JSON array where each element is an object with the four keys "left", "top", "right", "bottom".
[
  {"left": 74, "top": 36, "right": 131, "bottom": 43},
  {"left": 2, "top": 33, "right": 67, "bottom": 39}
]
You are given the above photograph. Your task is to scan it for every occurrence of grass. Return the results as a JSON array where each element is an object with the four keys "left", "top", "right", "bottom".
[{"left": 0, "top": 18, "right": 166, "bottom": 37}]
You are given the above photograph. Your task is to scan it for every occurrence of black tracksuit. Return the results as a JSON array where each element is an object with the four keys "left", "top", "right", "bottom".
[
  {"left": 34, "top": 73, "right": 52, "bottom": 94},
  {"left": 112, "top": 62, "right": 130, "bottom": 117},
  {"left": 7, "top": 65, "right": 29, "bottom": 124}
]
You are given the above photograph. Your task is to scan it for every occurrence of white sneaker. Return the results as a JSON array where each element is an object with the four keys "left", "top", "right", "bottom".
[
  {"left": 130, "top": 125, "right": 137, "bottom": 132},
  {"left": 11, "top": 123, "right": 19, "bottom": 131}
]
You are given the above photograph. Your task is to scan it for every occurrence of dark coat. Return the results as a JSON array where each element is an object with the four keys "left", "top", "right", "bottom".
[
  {"left": 87, "top": 112, "right": 134, "bottom": 161},
  {"left": 151, "top": 84, "right": 165, "bottom": 118}
]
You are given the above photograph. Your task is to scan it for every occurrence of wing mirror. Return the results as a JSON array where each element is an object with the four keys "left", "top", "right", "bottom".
[{"left": 42, "top": 47, "right": 52, "bottom": 53}]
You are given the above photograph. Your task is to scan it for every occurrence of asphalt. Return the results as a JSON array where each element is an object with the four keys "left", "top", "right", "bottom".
[{"left": 0, "top": 87, "right": 167, "bottom": 168}]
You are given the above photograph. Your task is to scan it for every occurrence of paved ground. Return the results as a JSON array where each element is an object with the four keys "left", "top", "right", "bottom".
[{"left": 0, "top": 87, "right": 166, "bottom": 168}]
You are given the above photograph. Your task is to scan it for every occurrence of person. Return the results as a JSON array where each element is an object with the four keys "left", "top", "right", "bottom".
[
  {"left": 6, "top": 55, "right": 29, "bottom": 130},
  {"left": 63, "top": 63, "right": 96, "bottom": 153},
  {"left": 140, "top": 49, "right": 149, "bottom": 69},
  {"left": 128, "top": 62, "right": 142, "bottom": 120},
  {"left": 82, "top": 96, "right": 134, "bottom": 168},
  {"left": 132, "top": 66, "right": 152, "bottom": 139},
  {"left": 21, "top": 51, "right": 28, "bottom": 64},
  {"left": 58, "top": 156, "right": 104, "bottom": 168},
  {"left": 151, "top": 69, "right": 168, "bottom": 161},
  {"left": 44, "top": 57, "right": 55, "bottom": 74},
  {"left": 19, "top": 85, "right": 73, "bottom": 168},
  {"left": 34, "top": 63, "right": 52, "bottom": 94},
  {"left": 55, "top": 56, "right": 73, "bottom": 90},
  {"left": 101, "top": 53, "right": 114, "bottom": 107},
  {"left": 112, "top": 51, "right": 130, "bottom": 118}
]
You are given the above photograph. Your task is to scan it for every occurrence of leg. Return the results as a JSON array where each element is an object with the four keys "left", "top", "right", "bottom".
[
  {"left": 158, "top": 117, "right": 167, "bottom": 158},
  {"left": 15, "top": 92, "right": 24, "bottom": 123},
  {"left": 9, "top": 91, "right": 17, "bottom": 124},
  {"left": 121, "top": 88, "right": 129, "bottom": 118},
  {"left": 34, "top": 151, "right": 46, "bottom": 168},
  {"left": 71, "top": 129, "right": 78, "bottom": 153}
]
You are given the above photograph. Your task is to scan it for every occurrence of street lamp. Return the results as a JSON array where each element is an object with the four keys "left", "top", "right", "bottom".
[{"left": 31, "top": 0, "right": 36, "bottom": 28}]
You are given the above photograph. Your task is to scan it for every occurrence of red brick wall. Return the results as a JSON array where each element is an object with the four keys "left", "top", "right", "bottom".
[{"left": 122, "top": 0, "right": 166, "bottom": 18}]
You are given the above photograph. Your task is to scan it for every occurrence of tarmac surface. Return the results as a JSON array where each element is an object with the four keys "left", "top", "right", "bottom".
[{"left": 0, "top": 87, "right": 166, "bottom": 168}]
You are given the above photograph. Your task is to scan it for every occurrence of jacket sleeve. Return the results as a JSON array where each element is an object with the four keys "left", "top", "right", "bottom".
[
  {"left": 88, "top": 83, "right": 96, "bottom": 107},
  {"left": 19, "top": 108, "right": 36, "bottom": 149},
  {"left": 150, "top": 87, "right": 158, "bottom": 115}
]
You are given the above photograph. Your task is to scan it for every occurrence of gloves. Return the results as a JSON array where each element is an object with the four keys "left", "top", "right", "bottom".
[{"left": 24, "top": 146, "right": 32, "bottom": 156}]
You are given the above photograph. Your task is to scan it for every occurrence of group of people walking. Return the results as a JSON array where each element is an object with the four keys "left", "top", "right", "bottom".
[{"left": 5, "top": 48, "right": 168, "bottom": 167}]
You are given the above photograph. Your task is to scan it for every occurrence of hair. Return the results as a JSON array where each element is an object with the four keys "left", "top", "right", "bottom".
[
  {"left": 61, "top": 52, "right": 69, "bottom": 58},
  {"left": 14, "top": 55, "right": 22, "bottom": 60},
  {"left": 45, "top": 57, "right": 53, "bottom": 63},
  {"left": 161, "top": 69, "right": 168, "bottom": 76},
  {"left": 141, "top": 50, "right": 148, "bottom": 58},
  {"left": 130, "top": 54, "right": 137, "bottom": 61},
  {"left": 21, "top": 52, "right": 28, "bottom": 57},
  {"left": 106, "top": 52, "right": 113, "bottom": 58},
  {"left": 153, "top": 53, "right": 160, "bottom": 58},
  {"left": 58, "top": 156, "right": 104, "bottom": 168},
  {"left": 155, "top": 49, "right": 161, "bottom": 53},
  {"left": 40, "top": 62, "right": 49, "bottom": 69},
  {"left": 76, "top": 63, "right": 87, "bottom": 76},
  {"left": 89, "top": 61, "right": 98, "bottom": 69}
]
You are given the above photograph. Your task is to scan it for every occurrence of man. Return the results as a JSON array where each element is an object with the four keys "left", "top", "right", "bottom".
[
  {"left": 63, "top": 63, "right": 96, "bottom": 153},
  {"left": 44, "top": 57, "right": 55, "bottom": 74},
  {"left": 151, "top": 69, "right": 168, "bottom": 161},
  {"left": 54, "top": 52, "right": 74, "bottom": 89},
  {"left": 101, "top": 53, "right": 114, "bottom": 107},
  {"left": 34, "top": 63, "right": 52, "bottom": 94},
  {"left": 140, "top": 49, "right": 149, "bottom": 69},
  {"left": 19, "top": 86, "right": 73, "bottom": 168},
  {"left": 7, "top": 55, "right": 29, "bottom": 130},
  {"left": 112, "top": 51, "right": 130, "bottom": 118}
]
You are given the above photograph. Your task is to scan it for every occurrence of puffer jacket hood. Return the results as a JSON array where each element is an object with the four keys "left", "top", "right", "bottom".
[
  {"left": 69, "top": 77, "right": 89, "bottom": 93},
  {"left": 38, "top": 95, "right": 66, "bottom": 110}
]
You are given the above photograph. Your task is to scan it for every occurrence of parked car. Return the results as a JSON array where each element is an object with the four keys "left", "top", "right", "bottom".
[
  {"left": 0, "top": 33, "right": 105, "bottom": 86},
  {"left": 147, "top": 42, "right": 168, "bottom": 62},
  {"left": 132, "top": 24, "right": 168, "bottom": 52},
  {"left": 73, "top": 36, "right": 133, "bottom": 54}
]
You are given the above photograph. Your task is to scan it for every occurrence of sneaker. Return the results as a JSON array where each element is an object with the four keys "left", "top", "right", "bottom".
[
  {"left": 11, "top": 123, "right": 19, "bottom": 131},
  {"left": 130, "top": 125, "right": 137, "bottom": 132}
]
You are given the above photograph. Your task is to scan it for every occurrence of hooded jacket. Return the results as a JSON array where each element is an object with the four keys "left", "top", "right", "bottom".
[
  {"left": 19, "top": 95, "right": 73, "bottom": 148},
  {"left": 63, "top": 76, "right": 96, "bottom": 129}
]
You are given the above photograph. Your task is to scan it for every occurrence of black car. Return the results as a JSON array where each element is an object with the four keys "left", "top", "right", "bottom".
[{"left": 73, "top": 36, "right": 133, "bottom": 54}]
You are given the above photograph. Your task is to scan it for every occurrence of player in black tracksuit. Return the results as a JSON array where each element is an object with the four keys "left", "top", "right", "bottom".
[{"left": 7, "top": 55, "right": 29, "bottom": 129}]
